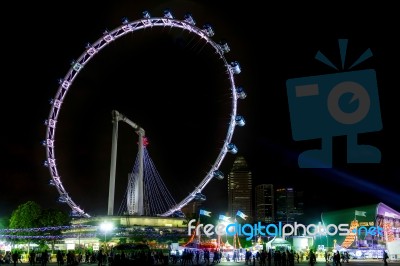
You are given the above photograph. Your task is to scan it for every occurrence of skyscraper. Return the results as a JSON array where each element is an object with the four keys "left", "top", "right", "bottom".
[
  {"left": 227, "top": 156, "right": 253, "bottom": 221},
  {"left": 275, "top": 187, "right": 304, "bottom": 224},
  {"left": 255, "top": 184, "right": 275, "bottom": 223},
  {"left": 181, "top": 201, "right": 202, "bottom": 217}
]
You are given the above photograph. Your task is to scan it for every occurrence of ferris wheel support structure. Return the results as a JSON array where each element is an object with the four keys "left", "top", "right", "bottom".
[{"left": 108, "top": 110, "right": 145, "bottom": 216}]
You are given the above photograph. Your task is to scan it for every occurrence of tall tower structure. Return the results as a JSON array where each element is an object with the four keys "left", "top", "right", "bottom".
[
  {"left": 228, "top": 156, "right": 253, "bottom": 221},
  {"left": 276, "top": 187, "right": 294, "bottom": 223},
  {"left": 181, "top": 201, "right": 202, "bottom": 217},
  {"left": 108, "top": 110, "right": 145, "bottom": 216},
  {"left": 275, "top": 187, "right": 304, "bottom": 223},
  {"left": 255, "top": 184, "right": 274, "bottom": 223}
]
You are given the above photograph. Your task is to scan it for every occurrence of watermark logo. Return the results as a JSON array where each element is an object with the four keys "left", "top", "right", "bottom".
[
  {"left": 188, "top": 220, "right": 384, "bottom": 241},
  {"left": 286, "top": 39, "right": 382, "bottom": 168}
]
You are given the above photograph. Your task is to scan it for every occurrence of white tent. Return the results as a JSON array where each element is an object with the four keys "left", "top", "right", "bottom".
[{"left": 265, "top": 237, "right": 291, "bottom": 250}]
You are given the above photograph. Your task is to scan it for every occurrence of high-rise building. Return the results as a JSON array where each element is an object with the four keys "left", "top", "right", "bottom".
[
  {"left": 255, "top": 184, "right": 274, "bottom": 223},
  {"left": 227, "top": 156, "right": 253, "bottom": 221},
  {"left": 181, "top": 201, "right": 202, "bottom": 217},
  {"left": 294, "top": 190, "right": 305, "bottom": 220},
  {"left": 275, "top": 187, "right": 304, "bottom": 224}
]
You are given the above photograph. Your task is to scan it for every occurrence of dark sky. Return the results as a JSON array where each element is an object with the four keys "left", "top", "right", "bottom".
[{"left": 1, "top": 1, "right": 399, "bottom": 220}]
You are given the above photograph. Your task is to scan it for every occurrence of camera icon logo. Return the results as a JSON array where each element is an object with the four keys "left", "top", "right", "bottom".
[{"left": 286, "top": 39, "right": 382, "bottom": 168}]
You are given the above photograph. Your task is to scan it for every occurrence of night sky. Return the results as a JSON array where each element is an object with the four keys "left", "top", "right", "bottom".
[{"left": 1, "top": 1, "right": 399, "bottom": 220}]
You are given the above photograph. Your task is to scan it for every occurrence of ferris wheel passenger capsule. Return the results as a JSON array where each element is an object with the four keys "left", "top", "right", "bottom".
[
  {"left": 218, "top": 41, "right": 230, "bottom": 53},
  {"left": 227, "top": 143, "right": 238, "bottom": 154},
  {"left": 230, "top": 61, "right": 241, "bottom": 74},
  {"left": 121, "top": 17, "right": 129, "bottom": 24},
  {"left": 202, "top": 24, "right": 215, "bottom": 37},
  {"left": 194, "top": 193, "right": 206, "bottom": 201},
  {"left": 236, "top": 87, "right": 247, "bottom": 99},
  {"left": 213, "top": 170, "right": 224, "bottom": 180},
  {"left": 49, "top": 179, "right": 56, "bottom": 186},
  {"left": 58, "top": 195, "right": 68, "bottom": 203},
  {"left": 70, "top": 210, "right": 81, "bottom": 217},
  {"left": 163, "top": 9, "right": 174, "bottom": 19},
  {"left": 235, "top": 115, "right": 246, "bottom": 126},
  {"left": 142, "top": 10, "right": 151, "bottom": 19},
  {"left": 184, "top": 13, "right": 196, "bottom": 25},
  {"left": 172, "top": 210, "right": 185, "bottom": 218}
]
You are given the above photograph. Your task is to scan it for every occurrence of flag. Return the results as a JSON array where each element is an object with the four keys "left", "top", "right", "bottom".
[
  {"left": 199, "top": 209, "right": 211, "bottom": 217},
  {"left": 219, "top": 214, "right": 231, "bottom": 222},
  {"left": 355, "top": 210, "right": 366, "bottom": 217},
  {"left": 236, "top": 210, "right": 248, "bottom": 220}
]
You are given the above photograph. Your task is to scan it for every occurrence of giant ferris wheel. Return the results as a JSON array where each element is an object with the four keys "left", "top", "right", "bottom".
[{"left": 43, "top": 9, "right": 247, "bottom": 218}]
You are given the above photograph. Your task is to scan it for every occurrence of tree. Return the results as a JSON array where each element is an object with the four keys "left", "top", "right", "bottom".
[
  {"left": 9, "top": 201, "right": 71, "bottom": 251},
  {"left": 9, "top": 201, "right": 42, "bottom": 229},
  {"left": 9, "top": 201, "right": 42, "bottom": 247},
  {"left": 0, "top": 216, "right": 9, "bottom": 229},
  {"left": 40, "top": 208, "right": 71, "bottom": 252},
  {"left": 40, "top": 208, "right": 70, "bottom": 227}
]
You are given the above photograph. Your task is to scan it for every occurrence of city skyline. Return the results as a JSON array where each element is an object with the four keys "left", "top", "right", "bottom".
[{"left": 1, "top": 1, "right": 399, "bottom": 220}]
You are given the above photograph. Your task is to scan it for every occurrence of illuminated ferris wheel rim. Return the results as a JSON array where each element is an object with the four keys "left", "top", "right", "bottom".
[{"left": 43, "top": 9, "right": 246, "bottom": 218}]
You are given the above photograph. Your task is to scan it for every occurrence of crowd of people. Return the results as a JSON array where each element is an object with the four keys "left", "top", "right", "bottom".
[
  {"left": 0, "top": 247, "right": 393, "bottom": 266},
  {"left": 168, "top": 248, "right": 306, "bottom": 266},
  {"left": 0, "top": 250, "right": 49, "bottom": 266}
]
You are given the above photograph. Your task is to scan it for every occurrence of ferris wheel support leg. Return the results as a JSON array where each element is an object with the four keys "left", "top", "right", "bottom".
[
  {"left": 108, "top": 110, "right": 119, "bottom": 215},
  {"left": 135, "top": 131, "right": 145, "bottom": 215}
]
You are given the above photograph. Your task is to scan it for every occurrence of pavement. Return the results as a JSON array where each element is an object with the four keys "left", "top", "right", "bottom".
[
  {"left": 12, "top": 259, "right": 398, "bottom": 266},
  {"left": 214, "top": 261, "right": 398, "bottom": 266},
  {"left": 191, "top": 259, "right": 395, "bottom": 266},
  {"left": 9, "top": 257, "right": 399, "bottom": 266}
]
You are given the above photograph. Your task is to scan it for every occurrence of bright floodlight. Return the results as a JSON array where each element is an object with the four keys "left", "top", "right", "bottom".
[{"left": 100, "top": 221, "right": 113, "bottom": 233}]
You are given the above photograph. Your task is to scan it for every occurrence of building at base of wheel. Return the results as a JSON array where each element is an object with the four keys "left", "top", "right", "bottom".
[
  {"left": 318, "top": 202, "right": 399, "bottom": 260},
  {"left": 62, "top": 215, "right": 188, "bottom": 250}
]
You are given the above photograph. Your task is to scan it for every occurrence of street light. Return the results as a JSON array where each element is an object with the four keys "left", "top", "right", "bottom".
[
  {"left": 216, "top": 219, "right": 230, "bottom": 250},
  {"left": 100, "top": 221, "right": 114, "bottom": 250}
]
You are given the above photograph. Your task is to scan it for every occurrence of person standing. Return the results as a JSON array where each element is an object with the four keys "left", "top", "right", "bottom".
[
  {"left": 309, "top": 250, "right": 316, "bottom": 266},
  {"left": 12, "top": 252, "right": 19, "bottom": 266},
  {"left": 41, "top": 250, "right": 49, "bottom": 266},
  {"left": 334, "top": 251, "right": 342, "bottom": 266},
  {"left": 29, "top": 251, "right": 36, "bottom": 266},
  {"left": 56, "top": 250, "right": 64, "bottom": 266},
  {"left": 97, "top": 250, "right": 103, "bottom": 266},
  {"left": 383, "top": 251, "right": 389, "bottom": 266}
]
